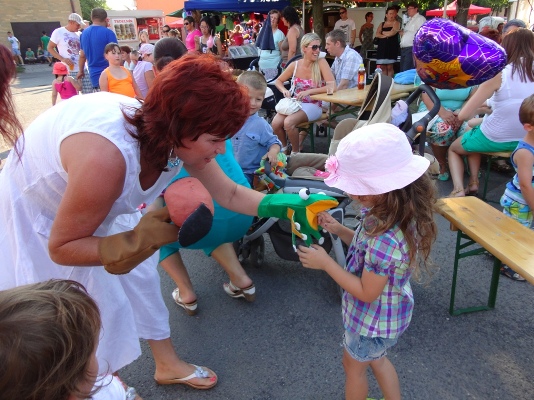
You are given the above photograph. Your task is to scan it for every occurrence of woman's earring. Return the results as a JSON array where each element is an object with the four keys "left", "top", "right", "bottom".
[{"left": 167, "top": 148, "right": 181, "bottom": 168}]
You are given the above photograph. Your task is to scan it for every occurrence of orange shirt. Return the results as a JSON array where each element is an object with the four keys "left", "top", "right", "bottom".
[{"left": 105, "top": 67, "right": 136, "bottom": 98}]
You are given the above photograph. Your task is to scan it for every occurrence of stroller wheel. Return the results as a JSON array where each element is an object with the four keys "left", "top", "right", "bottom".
[{"left": 249, "top": 236, "right": 265, "bottom": 268}]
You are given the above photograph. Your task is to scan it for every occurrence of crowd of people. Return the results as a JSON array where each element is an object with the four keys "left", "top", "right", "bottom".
[{"left": 2, "top": 4, "right": 534, "bottom": 400}]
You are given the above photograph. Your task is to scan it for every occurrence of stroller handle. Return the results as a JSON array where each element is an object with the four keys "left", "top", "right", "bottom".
[{"left": 404, "top": 84, "right": 441, "bottom": 153}]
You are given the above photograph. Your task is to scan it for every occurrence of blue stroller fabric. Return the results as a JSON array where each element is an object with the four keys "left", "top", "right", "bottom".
[{"left": 394, "top": 69, "right": 416, "bottom": 84}]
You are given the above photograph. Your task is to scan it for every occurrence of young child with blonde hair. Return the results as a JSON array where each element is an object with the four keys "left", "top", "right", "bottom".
[
  {"left": 499, "top": 93, "right": 534, "bottom": 281},
  {"left": 298, "top": 123, "right": 437, "bottom": 400}
]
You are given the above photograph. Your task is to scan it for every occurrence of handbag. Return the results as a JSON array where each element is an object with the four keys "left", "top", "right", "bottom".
[
  {"left": 275, "top": 61, "right": 302, "bottom": 115},
  {"left": 373, "top": 37, "right": 379, "bottom": 45}
]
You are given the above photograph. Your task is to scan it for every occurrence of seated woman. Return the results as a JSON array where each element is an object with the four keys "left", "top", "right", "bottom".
[
  {"left": 448, "top": 28, "right": 534, "bottom": 197},
  {"left": 417, "top": 86, "right": 477, "bottom": 181},
  {"left": 271, "top": 33, "right": 335, "bottom": 154}
]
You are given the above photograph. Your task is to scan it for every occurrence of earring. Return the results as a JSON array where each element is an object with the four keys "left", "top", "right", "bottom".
[{"left": 167, "top": 148, "right": 181, "bottom": 168}]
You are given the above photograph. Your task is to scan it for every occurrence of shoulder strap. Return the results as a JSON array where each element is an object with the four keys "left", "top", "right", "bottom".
[{"left": 289, "top": 61, "right": 298, "bottom": 95}]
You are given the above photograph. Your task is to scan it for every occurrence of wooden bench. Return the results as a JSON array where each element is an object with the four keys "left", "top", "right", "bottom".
[
  {"left": 436, "top": 196, "right": 534, "bottom": 316},
  {"left": 479, "top": 151, "right": 513, "bottom": 202}
]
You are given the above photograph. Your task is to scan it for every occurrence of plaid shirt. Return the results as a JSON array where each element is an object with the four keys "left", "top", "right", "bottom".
[
  {"left": 330, "top": 45, "right": 362, "bottom": 89},
  {"left": 342, "top": 208, "right": 414, "bottom": 338}
]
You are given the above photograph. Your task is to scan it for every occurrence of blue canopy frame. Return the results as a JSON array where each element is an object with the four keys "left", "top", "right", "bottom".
[{"left": 183, "top": 0, "right": 290, "bottom": 13}]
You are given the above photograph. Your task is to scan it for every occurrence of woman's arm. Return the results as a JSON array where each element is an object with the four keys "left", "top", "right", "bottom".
[
  {"left": 358, "top": 26, "right": 364, "bottom": 43},
  {"left": 215, "top": 36, "right": 223, "bottom": 56},
  {"left": 376, "top": 22, "right": 384, "bottom": 38},
  {"left": 48, "top": 133, "right": 126, "bottom": 266},
  {"left": 286, "top": 26, "right": 298, "bottom": 61},
  {"left": 295, "top": 59, "right": 335, "bottom": 100},
  {"left": 458, "top": 72, "right": 501, "bottom": 121},
  {"left": 131, "top": 72, "right": 143, "bottom": 99},
  {"left": 99, "top": 70, "right": 109, "bottom": 92},
  {"left": 274, "top": 63, "right": 296, "bottom": 97},
  {"left": 144, "top": 69, "right": 155, "bottom": 90},
  {"left": 186, "top": 159, "right": 264, "bottom": 215}
]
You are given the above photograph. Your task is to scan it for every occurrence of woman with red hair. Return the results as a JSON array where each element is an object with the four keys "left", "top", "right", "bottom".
[{"left": 0, "top": 53, "right": 334, "bottom": 393}]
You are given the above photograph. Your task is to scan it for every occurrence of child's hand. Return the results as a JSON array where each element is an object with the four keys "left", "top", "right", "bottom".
[
  {"left": 318, "top": 211, "right": 343, "bottom": 235},
  {"left": 297, "top": 244, "right": 330, "bottom": 270},
  {"left": 265, "top": 148, "right": 280, "bottom": 166}
]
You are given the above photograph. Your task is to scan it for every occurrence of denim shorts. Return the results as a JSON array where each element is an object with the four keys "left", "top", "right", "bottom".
[{"left": 344, "top": 331, "right": 398, "bottom": 362}]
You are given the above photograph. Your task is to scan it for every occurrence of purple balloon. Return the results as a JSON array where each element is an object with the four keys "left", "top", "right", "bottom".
[{"left": 413, "top": 19, "right": 507, "bottom": 89}]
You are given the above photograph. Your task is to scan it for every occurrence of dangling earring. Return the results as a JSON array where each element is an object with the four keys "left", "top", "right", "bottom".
[{"left": 167, "top": 147, "right": 181, "bottom": 168}]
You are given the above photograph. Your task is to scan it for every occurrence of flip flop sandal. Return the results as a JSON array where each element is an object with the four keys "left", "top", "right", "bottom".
[
  {"left": 172, "top": 288, "right": 198, "bottom": 316},
  {"left": 154, "top": 365, "right": 217, "bottom": 389},
  {"left": 223, "top": 281, "right": 256, "bottom": 302},
  {"left": 500, "top": 265, "right": 526, "bottom": 282}
]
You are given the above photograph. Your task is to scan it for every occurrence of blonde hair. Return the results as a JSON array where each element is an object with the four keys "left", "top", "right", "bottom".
[
  {"left": 237, "top": 70, "right": 267, "bottom": 91},
  {"left": 0, "top": 280, "right": 102, "bottom": 399},
  {"left": 300, "top": 33, "right": 322, "bottom": 87}
]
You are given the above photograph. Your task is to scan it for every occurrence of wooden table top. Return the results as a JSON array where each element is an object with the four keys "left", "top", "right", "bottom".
[
  {"left": 436, "top": 196, "right": 534, "bottom": 285},
  {"left": 311, "top": 83, "right": 416, "bottom": 106}
]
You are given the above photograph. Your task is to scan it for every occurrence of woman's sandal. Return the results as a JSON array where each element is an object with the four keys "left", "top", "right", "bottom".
[
  {"left": 464, "top": 180, "right": 479, "bottom": 197},
  {"left": 500, "top": 265, "right": 526, "bottom": 282},
  {"left": 154, "top": 365, "right": 217, "bottom": 389},
  {"left": 223, "top": 281, "right": 256, "bottom": 302},
  {"left": 172, "top": 288, "right": 198, "bottom": 316},
  {"left": 448, "top": 188, "right": 465, "bottom": 198}
]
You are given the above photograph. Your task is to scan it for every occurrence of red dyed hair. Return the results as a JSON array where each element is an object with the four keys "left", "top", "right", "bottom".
[
  {"left": 124, "top": 53, "right": 250, "bottom": 171},
  {"left": 0, "top": 44, "right": 23, "bottom": 159}
]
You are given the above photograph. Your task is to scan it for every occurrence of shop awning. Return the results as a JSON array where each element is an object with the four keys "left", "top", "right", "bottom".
[
  {"left": 181, "top": 0, "right": 290, "bottom": 13},
  {"left": 426, "top": 1, "right": 491, "bottom": 17}
]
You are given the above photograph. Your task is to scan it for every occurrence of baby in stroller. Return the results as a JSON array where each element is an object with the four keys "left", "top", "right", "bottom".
[{"left": 234, "top": 73, "right": 441, "bottom": 268}]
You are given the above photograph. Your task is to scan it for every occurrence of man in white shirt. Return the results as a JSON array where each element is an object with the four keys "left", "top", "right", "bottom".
[
  {"left": 48, "top": 13, "right": 92, "bottom": 93},
  {"left": 399, "top": 2, "right": 426, "bottom": 71},
  {"left": 334, "top": 7, "right": 356, "bottom": 48}
]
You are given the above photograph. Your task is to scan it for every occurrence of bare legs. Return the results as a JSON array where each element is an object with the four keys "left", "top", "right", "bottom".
[
  {"left": 159, "top": 242, "right": 253, "bottom": 304},
  {"left": 378, "top": 64, "right": 394, "bottom": 78},
  {"left": 271, "top": 110, "right": 308, "bottom": 152},
  {"left": 343, "top": 349, "right": 401, "bottom": 400},
  {"left": 448, "top": 137, "right": 481, "bottom": 196},
  {"left": 149, "top": 338, "right": 217, "bottom": 386},
  {"left": 431, "top": 143, "right": 450, "bottom": 178}
]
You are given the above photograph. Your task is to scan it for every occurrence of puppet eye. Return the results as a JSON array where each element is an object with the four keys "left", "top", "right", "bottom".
[{"left": 299, "top": 188, "right": 310, "bottom": 200}]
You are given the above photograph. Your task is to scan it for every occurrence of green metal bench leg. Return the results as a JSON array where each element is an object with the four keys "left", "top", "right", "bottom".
[{"left": 449, "top": 230, "right": 502, "bottom": 316}]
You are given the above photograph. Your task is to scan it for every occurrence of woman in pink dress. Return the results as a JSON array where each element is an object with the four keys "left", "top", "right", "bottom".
[{"left": 184, "top": 16, "right": 201, "bottom": 53}]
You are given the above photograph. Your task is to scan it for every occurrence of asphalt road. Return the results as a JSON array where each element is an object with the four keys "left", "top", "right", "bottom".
[{"left": 7, "top": 65, "right": 534, "bottom": 400}]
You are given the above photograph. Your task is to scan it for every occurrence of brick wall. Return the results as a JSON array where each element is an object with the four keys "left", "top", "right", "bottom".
[{"left": 2, "top": 0, "right": 82, "bottom": 49}]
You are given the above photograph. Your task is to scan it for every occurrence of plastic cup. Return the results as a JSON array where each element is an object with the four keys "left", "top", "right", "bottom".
[
  {"left": 69, "top": 62, "right": 74, "bottom": 71},
  {"left": 326, "top": 81, "right": 335, "bottom": 95}
]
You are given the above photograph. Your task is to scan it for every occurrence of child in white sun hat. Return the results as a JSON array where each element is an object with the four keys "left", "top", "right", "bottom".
[{"left": 297, "top": 122, "right": 438, "bottom": 400}]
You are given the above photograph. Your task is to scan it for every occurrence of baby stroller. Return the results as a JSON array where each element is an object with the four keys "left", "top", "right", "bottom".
[{"left": 234, "top": 73, "right": 441, "bottom": 268}]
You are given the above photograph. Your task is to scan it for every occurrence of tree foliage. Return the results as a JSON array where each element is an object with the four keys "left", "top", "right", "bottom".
[{"left": 80, "top": 0, "right": 109, "bottom": 21}]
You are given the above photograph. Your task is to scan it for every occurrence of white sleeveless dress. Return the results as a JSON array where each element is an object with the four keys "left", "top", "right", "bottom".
[{"left": 0, "top": 92, "right": 180, "bottom": 373}]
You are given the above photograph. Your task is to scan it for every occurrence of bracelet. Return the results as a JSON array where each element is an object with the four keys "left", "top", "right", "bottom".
[{"left": 125, "top": 386, "right": 137, "bottom": 400}]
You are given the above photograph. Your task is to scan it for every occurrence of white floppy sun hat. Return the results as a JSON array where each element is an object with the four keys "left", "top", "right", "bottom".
[{"left": 324, "top": 123, "right": 430, "bottom": 195}]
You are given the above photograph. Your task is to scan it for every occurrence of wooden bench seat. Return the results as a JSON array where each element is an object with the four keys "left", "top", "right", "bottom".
[{"left": 436, "top": 196, "right": 534, "bottom": 315}]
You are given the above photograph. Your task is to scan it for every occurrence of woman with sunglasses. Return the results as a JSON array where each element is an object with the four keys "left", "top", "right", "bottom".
[
  {"left": 183, "top": 16, "right": 201, "bottom": 53},
  {"left": 196, "top": 16, "right": 222, "bottom": 56},
  {"left": 280, "top": 6, "right": 304, "bottom": 66},
  {"left": 272, "top": 33, "right": 335, "bottom": 154}
]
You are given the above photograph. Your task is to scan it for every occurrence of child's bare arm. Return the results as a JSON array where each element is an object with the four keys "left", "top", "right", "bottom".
[
  {"left": 515, "top": 150, "right": 534, "bottom": 212},
  {"left": 99, "top": 70, "right": 109, "bottom": 92},
  {"left": 68, "top": 76, "right": 81, "bottom": 91},
  {"left": 51, "top": 82, "right": 58, "bottom": 105},
  {"left": 318, "top": 211, "right": 354, "bottom": 245},
  {"left": 298, "top": 244, "right": 388, "bottom": 303},
  {"left": 264, "top": 143, "right": 281, "bottom": 165},
  {"left": 131, "top": 72, "right": 143, "bottom": 99}
]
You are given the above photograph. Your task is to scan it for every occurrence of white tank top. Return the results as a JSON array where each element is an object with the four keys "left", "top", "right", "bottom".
[{"left": 481, "top": 63, "right": 534, "bottom": 143}]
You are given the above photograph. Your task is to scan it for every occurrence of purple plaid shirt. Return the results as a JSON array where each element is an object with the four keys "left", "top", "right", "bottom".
[{"left": 342, "top": 208, "right": 414, "bottom": 338}]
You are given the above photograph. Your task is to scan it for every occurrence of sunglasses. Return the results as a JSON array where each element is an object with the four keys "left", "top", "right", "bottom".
[
  {"left": 184, "top": 22, "right": 190, "bottom": 26},
  {"left": 162, "top": 29, "right": 170, "bottom": 33},
  {"left": 308, "top": 44, "right": 321, "bottom": 51},
  {"left": 340, "top": 11, "right": 346, "bottom": 14}
]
